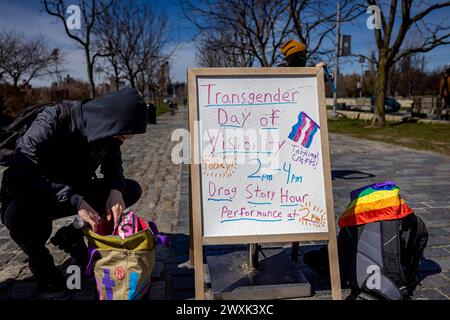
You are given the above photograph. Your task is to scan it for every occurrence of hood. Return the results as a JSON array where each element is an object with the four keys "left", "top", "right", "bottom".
[{"left": 80, "top": 88, "right": 147, "bottom": 142}]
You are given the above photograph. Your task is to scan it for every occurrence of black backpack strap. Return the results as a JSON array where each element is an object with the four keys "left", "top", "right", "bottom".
[
  {"left": 0, "top": 103, "right": 56, "bottom": 167},
  {"left": 381, "top": 219, "right": 408, "bottom": 295},
  {"left": 5, "top": 103, "right": 52, "bottom": 132},
  {"left": 400, "top": 213, "right": 428, "bottom": 290},
  {"left": 56, "top": 101, "right": 76, "bottom": 130}
]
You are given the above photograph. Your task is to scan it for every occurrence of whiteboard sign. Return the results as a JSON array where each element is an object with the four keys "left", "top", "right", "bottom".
[
  {"left": 194, "top": 70, "right": 329, "bottom": 238},
  {"left": 188, "top": 67, "right": 342, "bottom": 300}
]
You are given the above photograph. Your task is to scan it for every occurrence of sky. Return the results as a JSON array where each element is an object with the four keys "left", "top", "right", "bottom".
[{"left": 0, "top": 0, "right": 449, "bottom": 88}]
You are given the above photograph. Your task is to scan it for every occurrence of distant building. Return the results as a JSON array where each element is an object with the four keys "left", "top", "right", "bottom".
[
  {"left": 107, "top": 76, "right": 126, "bottom": 91},
  {"left": 20, "top": 79, "right": 32, "bottom": 93},
  {"left": 159, "top": 61, "right": 171, "bottom": 97},
  {"left": 63, "top": 74, "right": 76, "bottom": 85},
  {"left": 49, "top": 74, "right": 90, "bottom": 101}
]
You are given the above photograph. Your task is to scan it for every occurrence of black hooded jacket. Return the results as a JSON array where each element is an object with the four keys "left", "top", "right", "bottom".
[{"left": 1, "top": 88, "right": 147, "bottom": 215}]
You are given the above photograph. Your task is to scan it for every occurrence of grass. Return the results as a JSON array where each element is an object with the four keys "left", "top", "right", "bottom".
[
  {"left": 327, "top": 118, "right": 450, "bottom": 156},
  {"left": 156, "top": 103, "right": 170, "bottom": 116}
]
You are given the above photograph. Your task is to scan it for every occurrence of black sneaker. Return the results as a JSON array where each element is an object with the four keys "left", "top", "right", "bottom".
[
  {"left": 29, "top": 258, "right": 66, "bottom": 293},
  {"left": 50, "top": 224, "right": 88, "bottom": 269},
  {"left": 36, "top": 270, "right": 67, "bottom": 293}
]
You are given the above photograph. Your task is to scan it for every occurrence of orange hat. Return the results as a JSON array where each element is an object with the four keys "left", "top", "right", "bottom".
[{"left": 280, "top": 39, "right": 306, "bottom": 57}]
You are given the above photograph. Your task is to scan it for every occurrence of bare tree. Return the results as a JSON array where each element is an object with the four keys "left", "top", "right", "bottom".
[
  {"left": 43, "top": 0, "right": 113, "bottom": 98},
  {"left": 49, "top": 48, "right": 67, "bottom": 85},
  {"left": 288, "top": 0, "right": 364, "bottom": 63},
  {"left": 95, "top": 0, "right": 171, "bottom": 94},
  {"left": 183, "top": 0, "right": 293, "bottom": 67},
  {"left": 0, "top": 30, "right": 55, "bottom": 93},
  {"left": 196, "top": 32, "right": 255, "bottom": 67},
  {"left": 0, "top": 42, "right": 5, "bottom": 82},
  {"left": 93, "top": 1, "right": 124, "bottom": 90},
  {"left": 186, "top": 0, "right": 363, "bottom": 67},
  {"left": 388, "top": 53, "right": 426, "bottom": 97},
  {"left": 362, "top": 0, "right": 450, "bottom": 126}
]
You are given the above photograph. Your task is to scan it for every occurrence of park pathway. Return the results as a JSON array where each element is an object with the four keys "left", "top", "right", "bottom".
[{"left": 320, "top": 133, "right": 450, "bottom": 299}]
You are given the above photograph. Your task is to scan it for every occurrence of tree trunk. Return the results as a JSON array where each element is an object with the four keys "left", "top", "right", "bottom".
[
  {"left": 372, "top": 56, "right": 389, "bottom": 127},
  {"left": 109, "top": 55, "right": 120, "bottom": 90},
  {"left": 113, "top": 63, "right": 120, "bottom": 90},
  {"left": 85, "top": 48, "right": 96, "bottom": 98},
  {"left": 129, "top": 76, "right": 136, "bottom": 89},
  {"left": 13, "top": 78, "right": 20, "bottom": 95}
]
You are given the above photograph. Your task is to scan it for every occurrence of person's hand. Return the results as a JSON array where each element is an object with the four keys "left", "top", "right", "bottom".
[
  {"left": 78, "top": 200, "right": 101, "bottom": 233},
  {"left": 106, "top": 189, "right": 125, "bottom": 228},
  {"left": 315, "top": 62, "right": 334, "bottom": 80}
]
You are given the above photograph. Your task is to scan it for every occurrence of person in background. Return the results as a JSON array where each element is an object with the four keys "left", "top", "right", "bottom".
[
  {"left": 147, "top": 102, "right": 157, "bottom": 124},
  {"left": 439, "top": 65, "right": 450, "bottom": 120},
  {"left": 169, "top": 100, "right": 175, "bottom": 115},
  {"left": 279, "top": 39, "right": 328, "bottom": 69},
  {"left": 0, "top": 88, "right": 147, "bottom": 292}
]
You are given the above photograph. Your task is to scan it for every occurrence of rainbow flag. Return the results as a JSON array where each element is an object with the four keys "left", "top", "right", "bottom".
[
  {"left": 338, "top": 181, "right": 413, "bottom": 228},
  {"left": 288, "top": 112, "right": 320, "bottom": 148}
]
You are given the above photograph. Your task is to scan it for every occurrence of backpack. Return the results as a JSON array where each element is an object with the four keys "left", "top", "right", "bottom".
[
  {"left": 337, "top": 181, "right": 428, "bottom": 300},
  {"left": 303, "top": 181, "right": 428, "bottom": 300},
  {"left": 338, "top": 214, "right": 428, "bottom": 300},
  {"left": 0, "top": 102, "right": 71, "bottom": 167}
]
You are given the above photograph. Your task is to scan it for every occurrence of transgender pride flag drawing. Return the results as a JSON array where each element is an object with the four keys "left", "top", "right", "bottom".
[{"left": 288, "top": 111, "right": 320, "bottom": 149}]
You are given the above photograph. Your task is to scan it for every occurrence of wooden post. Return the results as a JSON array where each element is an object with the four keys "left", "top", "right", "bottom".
[
  {"left": 248, "top": 243, "right": 259, "bottom": 269},
  {"left": 291, "top": 242, "right": 300, "bottom": 262},
  {"left": 317, "top": 68, "right": 342, "bottom": 300},
  {"left": 188, "top": 166, "right": 194, "bottom": 268},
  {"left": 188, "top": 69, "right": 205, "bottom": 299},
  {"left": 187, "top": 87, "right": 195, "bottom": 268},
  {"left": 193, "top": 221, "right": 205, "bottom": 300},
  {"left": 328, "top": 236, "right": 342, "bottom": 300}
]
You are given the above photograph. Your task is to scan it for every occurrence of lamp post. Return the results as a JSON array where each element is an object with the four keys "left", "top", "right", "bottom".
[
  {"left": 332, "top": 0, "right": 341, "bottom": 116},
  {"left": 359, "top": 57, "right": 365, "bottom": 99}
]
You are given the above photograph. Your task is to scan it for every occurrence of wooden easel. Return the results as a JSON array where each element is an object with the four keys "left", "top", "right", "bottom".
[{"left": 187, "top": 67, "right": 342, "bottom": 300}]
